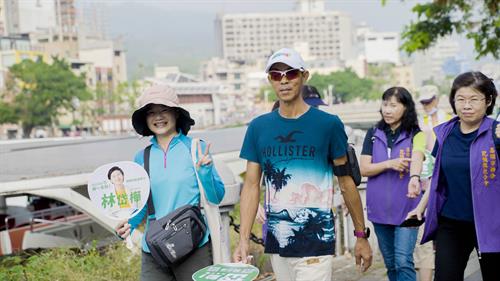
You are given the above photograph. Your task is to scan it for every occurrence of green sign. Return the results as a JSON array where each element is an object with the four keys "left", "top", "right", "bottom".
[
  {"left": 420, "top": 150, "right": 435, "bottom": 179},
  {"left": 192, "top": 263, "right": 259, "bottom": 281}
]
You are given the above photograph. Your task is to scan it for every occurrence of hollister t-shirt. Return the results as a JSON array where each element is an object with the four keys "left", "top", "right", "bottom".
[{"left": 240, "top": 107, "right": 348, "bottom": 257}]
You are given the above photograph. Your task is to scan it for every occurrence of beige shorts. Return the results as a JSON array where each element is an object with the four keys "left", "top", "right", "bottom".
[
  {"left": 270, "top": 254, "right": 333, "bottom": 281},
  {"left": 414, "top": 226, "right": 435, "bottom": 269}
]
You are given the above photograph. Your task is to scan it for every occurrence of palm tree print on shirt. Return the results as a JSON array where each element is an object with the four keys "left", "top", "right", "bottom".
[
  {"left": 271, "top": 167, "right": 292, "bottom": 199},
  {"left": 262, "top": 159, "right": 292, "bottom": 199},
  {"left": 263, "top": 159, "right": 275, "bottom": 186}
]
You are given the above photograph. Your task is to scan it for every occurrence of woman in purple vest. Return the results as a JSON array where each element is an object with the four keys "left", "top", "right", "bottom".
[
  {"left": 360, "top": 87, "right": 426, "bottom": 281},
  {"left": 411, "top": 72, "right": 500, "bottom": 281}
]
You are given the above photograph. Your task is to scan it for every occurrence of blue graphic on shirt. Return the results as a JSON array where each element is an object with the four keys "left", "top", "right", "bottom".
[
  {"left": 240, "top": 107, "right": 348, "bottom": 257},
  {"left": 265, "top": 206, "right": 334, "bottom": 255}
]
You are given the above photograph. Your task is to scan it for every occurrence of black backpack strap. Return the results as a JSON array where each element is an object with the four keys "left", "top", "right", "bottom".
[{"left": 144, "top": 145, "right": 155, "bottom": 220}]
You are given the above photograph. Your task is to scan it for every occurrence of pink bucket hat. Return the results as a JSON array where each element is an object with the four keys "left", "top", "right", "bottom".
[{"left": 132, "top": 84, "right": 195, "bottom": 136}]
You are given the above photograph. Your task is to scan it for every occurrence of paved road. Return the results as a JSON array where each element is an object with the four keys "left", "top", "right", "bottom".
[{"left": 0, "top": 127, "right": 246, "bottom": 182}]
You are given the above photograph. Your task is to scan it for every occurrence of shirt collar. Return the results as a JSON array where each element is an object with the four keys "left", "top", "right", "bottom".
[
  {"left": 150, "top": 130, "right": 183, "bottom": 147},
  {"left": 384, "top": 125, "right": 401, "bottom": 136}
]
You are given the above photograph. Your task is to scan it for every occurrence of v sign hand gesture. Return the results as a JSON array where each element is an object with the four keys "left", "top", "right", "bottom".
[{"left": 196, "top": 141, "right": 212, "bottom": 169}]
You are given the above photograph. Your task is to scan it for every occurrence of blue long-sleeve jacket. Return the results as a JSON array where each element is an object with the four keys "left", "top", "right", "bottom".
[{"left": 128, "top": 132, "right": 225, "bottom": 252}]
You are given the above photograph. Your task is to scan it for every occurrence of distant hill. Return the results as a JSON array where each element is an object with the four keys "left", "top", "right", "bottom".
[{"left": 105, "top": 2, "right": 217, "bottom": 78}]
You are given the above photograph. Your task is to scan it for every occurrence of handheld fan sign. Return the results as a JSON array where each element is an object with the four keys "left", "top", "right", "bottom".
[
  {"left": 192, "top": 263, "right": 259, "bottom": 281},
  {"left": 87, "top": 161, "right": 150, "bottom": 221}
]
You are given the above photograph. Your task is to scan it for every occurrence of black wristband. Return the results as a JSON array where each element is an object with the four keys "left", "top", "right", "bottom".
[{"left": 410, "top": 174, "right": 421, "bottom": 180}]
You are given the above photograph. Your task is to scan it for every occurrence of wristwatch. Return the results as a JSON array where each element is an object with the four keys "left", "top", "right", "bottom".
[{"left": 354, "top": 227, "right": 370, "bottom": 239}]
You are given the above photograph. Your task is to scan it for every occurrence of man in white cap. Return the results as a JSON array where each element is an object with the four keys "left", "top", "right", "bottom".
[
  {"left": 418, "top": 85, "right": 452, "bottom": 151},
  {"left": 414, "top": 85, "right": 451, "bottom": 281},
  {"left": 233, "top": 48, "right": 372, "bottom": 281}
]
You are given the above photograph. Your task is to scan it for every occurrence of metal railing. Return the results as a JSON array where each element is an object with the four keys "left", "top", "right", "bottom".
[{"left": 4, "top": 205, "right": 80, "bottom": 232}]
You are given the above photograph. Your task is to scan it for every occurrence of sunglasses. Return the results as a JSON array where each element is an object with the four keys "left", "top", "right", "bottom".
[{"left": 268, "top": 69, "right": 303, "bottom": 82}]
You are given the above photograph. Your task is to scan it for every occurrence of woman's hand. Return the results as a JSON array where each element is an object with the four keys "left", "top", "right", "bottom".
[
  {"left": 196, "top": 141, "right": 212, "bottom": 168},
  {"left": 385, "top": 158, "right": 411, "bottom": 172},
  {"left": 407, "top": 176, "right": 421, "bottom": 198},
  {"left": 115, "top": 219, "right": 131, "bottom": 239},
  {"left": 496, "top": 123, "right": 500, "bottom": 139},
  {"left": 406, "top": 205, "right": 425, "bottom": 221}
]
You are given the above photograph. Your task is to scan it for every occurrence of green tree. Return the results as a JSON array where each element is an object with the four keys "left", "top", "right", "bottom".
[
  {"left": 387, "top": 0, "right": 500, "bottom": 59},
  {"left": 0, "top": 101, "right": 17, "bottom": 124},
  {"left": 258, "top": 84, "right": 277, "bottom": 102},
  {"left": 0, "top": 57, "right": 91, "bottom": 138},
  {"left": 308, "top": 69, "right": 374, "bottom": 102},
  {"left": 365, "top": 63, "right": 394, "bottom": 99},
  {"left": 115, "top": 81, "right": 141, "bottom": 114},
  {"left": 258, "top": 69, "right": 375, "bottom": 102},
  {"left": 94, "top": 81, "right": 140, "bottom": 116}
]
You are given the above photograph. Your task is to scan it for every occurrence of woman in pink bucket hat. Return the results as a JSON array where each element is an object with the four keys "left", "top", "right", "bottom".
[
  {"left": 115, "top": 84, "right": 225, "bottom": 281},
  {"left": 131, "top": 84, "right": 195, "bottom": 136}
]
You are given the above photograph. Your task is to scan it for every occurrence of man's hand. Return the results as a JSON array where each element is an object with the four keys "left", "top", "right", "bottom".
[
  {"left": 234, "top": 161, "right": 261, "bottom": 264},
  {"left": 354, "top": 238, "right": 373, "bottom": 272},
  {"left": 496, "top": 123, "right": 500, "bottom": 139},
  {"left": 233, "top": 239, "right": 251, "bottom": 264},
  {"left": 255, "top": 204, "right": 266, "bottom": 225}
]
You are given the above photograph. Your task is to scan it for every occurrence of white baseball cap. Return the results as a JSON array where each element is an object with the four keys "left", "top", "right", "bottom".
[
  {"left": 418, "top": 85, "right": 439, "bottom": 103},
  {"left": 265, "top": 48, "right": 307, "bottom": 73}
]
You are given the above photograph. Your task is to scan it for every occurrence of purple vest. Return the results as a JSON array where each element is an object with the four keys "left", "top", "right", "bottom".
[
  {"left": 422, "top": 117, "right": 500, "bottom": 253},
  {"left": 366, "top": 128, "right": 421, "bottom": 225}
]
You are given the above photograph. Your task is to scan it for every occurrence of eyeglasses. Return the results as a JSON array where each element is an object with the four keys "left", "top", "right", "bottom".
[
  {"left": 268, "top": 69, "right": 303, "bottom": 82},
  {"left": 454, "top": 97, "right": 486, "bottom": 106}
]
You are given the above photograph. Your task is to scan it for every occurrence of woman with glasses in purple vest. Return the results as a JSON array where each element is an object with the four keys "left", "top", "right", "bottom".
[
  {"left": 411, "top": 72, "right": 500, "bottom": 281},
  {"left": 360, "top": 87, "right": 426, "bottom": 281}
]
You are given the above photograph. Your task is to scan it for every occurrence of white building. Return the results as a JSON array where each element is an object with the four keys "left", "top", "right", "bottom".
[
  {"left": 362, "top": 31, "right": 400, "bottom": 65},
  {"left": 2, "top": 0, "right": 76, "bottom": 36},
  {"left": 154, "top": 66, "right": 198, "bottom": 83},
  {"left": 412, "top": 38, "right": 460, "bottom": 86},
  {"left": 215, "top": 0, "right": 353, "bottom": 63},
  {"left": 0, "top": 34, "right": 47, "bottom": 89},
  {"left": 200, "top": 57, "right": 268, "bottom": 110},
  {"left": 392, "top": 65, "right": 416, "bottom": 92},
  {"left": 200, "top": 58, "right": 248, "bottom": 95},
  {"left": 17, "top": 0, "right": 57, "bottom": 34},
  {"left": 480, "top": 63, "right": 500, "bottom": 81},
  {"left": 78, "top": 39, "right": 127, "bottom": 90},
  {"left": 0, "top": 0, "right": 7, "bottom": 35}
]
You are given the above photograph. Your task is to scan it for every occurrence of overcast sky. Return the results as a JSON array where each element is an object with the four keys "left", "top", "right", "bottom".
[{"left": 99, "top": 0, "right": 477, "bottom": 78}]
